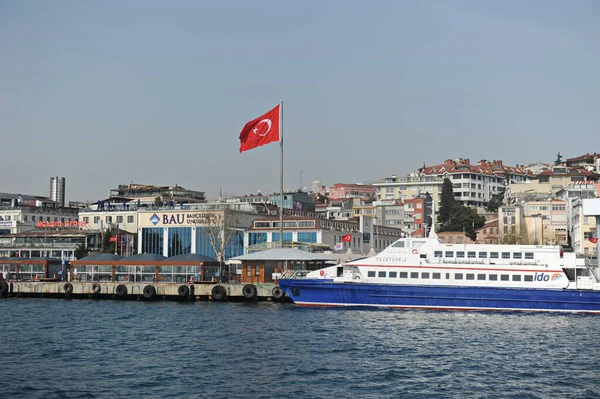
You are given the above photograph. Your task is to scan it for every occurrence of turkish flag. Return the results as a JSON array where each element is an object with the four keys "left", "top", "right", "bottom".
[
  {"left": 109, "top": 236, "right": 116, "bottom": 243},
  {"left": 590, "top": 237, "right": 599, "bottom": 244},
  {"left": 239, "top": 105, "right": 280, "bottom": 153},
  {"left": 342, "top": 234, "right": 352, "bottom": 243}
]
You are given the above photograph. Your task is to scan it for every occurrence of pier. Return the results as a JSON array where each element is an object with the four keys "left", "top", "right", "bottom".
[{"left": 0, "top": 281, "right": 287, "bottom": 302}]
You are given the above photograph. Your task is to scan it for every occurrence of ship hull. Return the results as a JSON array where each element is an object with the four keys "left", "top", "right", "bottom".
[{"left": 278, "top": 279, "right": 600, "bottom": 313}]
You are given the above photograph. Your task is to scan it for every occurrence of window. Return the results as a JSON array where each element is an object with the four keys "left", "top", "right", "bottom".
[
  {"left": 255, "top": 266, "right": 260, "bottom": 276},
  {"left": 434, "top": 251, "right": 443, "bottom": 258},
  {"left": 477, "top": 274, "right": 486, "bottom": 280},
  {"left": 399, "top": 272, "right": 408, "bottom": 278},
  {"left": 489, "top": 274, "right": 498, "bottom": 281},
  {"left": 456, "top": 251, "right": 465, "bottom": 258},
  {"left": 524, "top": 275, "right": 533, "bottom": 282},
  {"left": 83, "top": 216, "right": 89, "bottom": 223},
  {"left": 501, "top": 252, "right": 511, "bottom": 259},
  {"left": 389, "top": 271, "right": 397, "bottom": 278},
  {"left": 490, "top": 252, "right": 499, "bottom": 259},
  {"left": 116, "top": 216, "right": 123, "bottom": 223},
  {"left": 455, "top": 273, "right": 463, "bottom": 280},
  {"left": 298, "top": 220, "right": 315, "bottom": 228},
  {"left": 378, "top": 271, "right": 386, "bottom": 278},
  {"left": 94, "top": 216, "right": 100, "bottom": 223},
  {"left": 445, "top": 251, "right": 454, "bottom": 257},
  {"left": 513, "top": 252, "right": 522, "bottom": 259},
  {"left": 500, "top": 275, "right": 510, "bottom": 281},
  {"left": 512, "top": 275, "right": 521, "bottom": 282},
  {"left": 127, "top": 215, "right": 134, "bottom": 223},
  {"left": 368, "top": 271, "right": 376, "bottom": 277},
  {"left": 254, "top": 221, "right": 271, "bottom": 228},
  {"left": 525, "top": 253, "right": 534, "bottom": 260},
  {"left": 478, "top": 252, "right": 487, "bottom": 258},
  {"left": 246, "top": 265, "right": 252, "bottom": 276},
  {"left": 283, "top": 221, "right": 297, "bottom": 227},
  {"left": 466, "top": 274, "right": 475, "bottom": 280},
  {"left": 432, "top": 273, "right": 441, "bottom": 279},
  {"left": 421, "top": 272, "right": 430, "bottom": 279},
  {"left": 467, "top": 252, "right": 476, "bottom": 258},
  {"left": 106, "top": 216, "right": 112, "bottom": 223},
  {"left": 32, "top": 216, "right": 36, "bottom": 222},
  {"left": 392, "top": 241, "right": 405, "bottom": 247},
  {"left": 410, "top": 272, "right": 418, "bottom": 278}
]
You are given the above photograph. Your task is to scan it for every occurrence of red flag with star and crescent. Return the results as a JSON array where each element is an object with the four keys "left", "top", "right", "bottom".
[{"left": 239, "top": 105, "right": 280, "bottom": 153}]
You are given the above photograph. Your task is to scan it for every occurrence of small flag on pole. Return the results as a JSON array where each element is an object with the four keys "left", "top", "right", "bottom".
[
  {"left": 342, "top": 234, "right": 352, "bottom": 243},
  {"left": 590, "top": 237, "right": 598, "bottom": 244},
  {"left": 334, "top": 243, "right": 343, "bottom": 251}
]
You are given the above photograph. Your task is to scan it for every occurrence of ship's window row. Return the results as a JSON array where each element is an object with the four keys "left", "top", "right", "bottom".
[
  {"left": 367, "top": 270, "right": 537, "bottom": 282},
  {"left": 434, "top": 251, "right": 534, "bottom": 260}
]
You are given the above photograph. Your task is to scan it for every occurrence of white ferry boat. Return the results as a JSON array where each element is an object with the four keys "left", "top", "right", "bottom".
[{"left": 278, "top": 232, "right": 600, "bottom": 313}]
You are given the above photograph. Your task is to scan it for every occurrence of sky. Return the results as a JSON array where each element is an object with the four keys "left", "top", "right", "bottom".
[{"left": 1, "top": 0, "right": 599, "bottom": 202}]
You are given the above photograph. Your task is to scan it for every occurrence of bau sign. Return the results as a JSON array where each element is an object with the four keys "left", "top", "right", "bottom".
[{"left": 37, "top": 221, "right": 87, "bottom": 228}]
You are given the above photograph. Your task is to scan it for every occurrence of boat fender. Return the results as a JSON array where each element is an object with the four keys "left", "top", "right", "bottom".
[
  {"left": 64, "top": 282, "right": 74, "bottom": 294},
  {"left": 0, "top": 281, "right": 8, "bottom": 297},
  {"left": 91, "top": 283, "right": 101, "bottom": 294},
  {"left": 272, "top": 286, "right": 285, "bottom": 300},
  {"left": 143, "top": 285, "right": 156, "bottom": 299},
  {"left": 319, "top": 270, "right": 325, "bottom": 276},
  {"left": 242, "top": 284, "right": 258, "bottom": 300},
  {"left": 115, "top": 284, "right": 128, "bottom": 297},
  {"left": 178, "top": 285, "right": 190, "bottom": 297},
  {"left": 411, "top": 249, "right": 418, "bottom": 254},
  {"left": 211, "top": 285, "right": 227, "bottom": 301}
]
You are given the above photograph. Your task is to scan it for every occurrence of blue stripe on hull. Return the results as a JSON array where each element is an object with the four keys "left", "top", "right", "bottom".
[{"left": 278, "top": 280, "right": 600, "bottom": 313}]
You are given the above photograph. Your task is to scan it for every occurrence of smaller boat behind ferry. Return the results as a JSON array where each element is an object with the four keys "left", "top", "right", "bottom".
[{"left": 278, "top": 231, "right": 600, "bottom": 313}]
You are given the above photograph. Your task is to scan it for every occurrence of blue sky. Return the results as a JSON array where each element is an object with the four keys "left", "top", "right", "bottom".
[{"left": 1, "top": 0, "right": 599, "bottom": 202}]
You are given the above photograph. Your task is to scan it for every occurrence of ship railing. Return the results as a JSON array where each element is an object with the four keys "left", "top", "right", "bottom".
[{"left": 280, "top": 270, "right": 310, "bottom": 279}]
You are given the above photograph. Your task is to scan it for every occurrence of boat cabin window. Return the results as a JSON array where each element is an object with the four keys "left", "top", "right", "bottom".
[
  {"left": 378, "top": 271, "right": 386, "bottom": 278},
  {"left": 410, "top": 272, "right": 418, "bottom": 278},
  {"left": 467, "top": 252, "right": 476, "bottom": 258},
  {"left": 456, "top": 251, "right": 465, "bottom": 258},
  {"left": 501, "top": 252, "right": 511, "bottom": 259},
  {"left": 392, "top": 241, "right": 405, "bottom": 248},
  {"left": 367, "top": 271, "right": 376, "bottom": 277},
  {"left": 525, "top": 252, "right": 534, "bottom": 260},
  {"left": 455, "top": 273, "right": 463, "bottom": 280},
  {"left": 399, "top": 272, "right": 408, "bottom": 278},
  {"left": 500, "top": 275, "right": 509, "bottom": 281},
  {"left": 524, "top": 275, "right": 533, "bottom": 282},
  {"left": 513, "top": 252, "right": 522, "bottom": 259},
  {"left": 445, "top": 251, "right": 454, "bottom": 257},
  {"left": 421, "top": 272, "right": 430, "bottom": 279},
  {"left": 389, "top": 271, "right": 397, "bottom": 278},
  {"left": 466, "top": 274, "right": 475, "bottom": 280},
  {"left": 337, "top": 266, "right": 343, "bottom": 277},
  {"left": 433, "top": 273, "right": 441, "bottom": 279},
  {"left": 490, "top": 252, "right": 499, "bottom": 259},
  {"left": 434, "top": 251, "right": 443, "bottom": 258},
  {"left": 412, "top": 241, "right": 426, "bottom": 248},
  {"left": 512, "top": 275, "right": 521, "bottom": 282},
  {"left": 479, "top": 252, "right": 487, "bottom": 258},
  {"left": 477, "top": 274, "right": 486, "bottom": 280},
  {"left": 489, "top": 274, "right": 498, "bottom": 281}
]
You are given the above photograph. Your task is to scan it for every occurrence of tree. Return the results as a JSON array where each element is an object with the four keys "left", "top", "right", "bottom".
[
  {"left": 485, "top": 187, "right": 506, "bottom": 213},
  {"left": 74, "top": 243, "right": 89, "bottom": 260},
  {"left": 170, "top": 232, "right": 183, "bottom": 256},
  {"left": 101, "top": 228, "right": 115, "bottom": 253},
  {"left": 154, "top": 197, "right": 163, "bottom": 207},
  {"left": 437, "top": 178, "right": 486, "bottom": 241},
  {"left": 438, "top": 178, "right": 455, "bottom": 229},
  {"left": 205, "top": 209, "right": 240, "bottom": 282}
]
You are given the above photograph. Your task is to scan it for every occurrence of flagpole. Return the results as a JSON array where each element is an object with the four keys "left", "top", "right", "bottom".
[{"left": 279, "top": 100, "right": 284, "bottom": 249}]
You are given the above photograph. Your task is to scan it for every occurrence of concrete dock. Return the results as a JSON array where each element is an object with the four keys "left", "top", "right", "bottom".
[{"left": 0, "top": 281, "right": 288, "bottom": 302}]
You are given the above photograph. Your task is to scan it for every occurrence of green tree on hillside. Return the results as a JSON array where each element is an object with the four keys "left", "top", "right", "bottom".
[
  {"left": 485, "top": 187, "right": 506, "bottom": 213},
  {"left": 437, "top": 178, "right": 486, "bottom": 241}
]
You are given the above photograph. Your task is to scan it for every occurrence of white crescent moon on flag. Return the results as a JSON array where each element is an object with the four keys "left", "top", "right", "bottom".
[{"left": 254, "top": 119, "right": 272, "bottom": 136}]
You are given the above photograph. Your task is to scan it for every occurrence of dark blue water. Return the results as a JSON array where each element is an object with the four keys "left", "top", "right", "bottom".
[{"left": 1, "top": 298, "right": 599, "bottom": 399}]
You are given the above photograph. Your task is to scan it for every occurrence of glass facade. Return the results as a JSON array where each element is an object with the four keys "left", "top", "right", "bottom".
[
  {"left": 297, "top": 232, "right": 317, "bottom": 243},
  {"left": 272, "top": 232, "right": 293, "bottom": 242},
  {"left": 248, "top": 232, "right": 267, "bottom": 246},
  {"left": 168, "top": 227, "right": 192, "bottom": 257},
  {"left": 141, "top": 228, "right": 164, "bottom": 255},
  {"left": 195, "top": 227, "right": 244, "bottom": 261}
]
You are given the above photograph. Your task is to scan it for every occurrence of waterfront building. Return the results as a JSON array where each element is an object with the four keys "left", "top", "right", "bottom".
[
  {"left": 498, "top": 199, "right": 568, "bottom": 246},
  {"left": 269, "top": 190, "right": 315, "bottom": 212},
  {"left": 0, "top": 228, "right": 101, "bottom": 259},
  {"left": 374, "top": 173, "right": 444, "bottom": 205},
  {"left": 508, "top": 165, "right": 599, "bottom": 200},
  {"left": 78, "top": 210, "right": 139, "bottom": 234},
  {"left": 328, "top": 183, "right": 376, "bottom": 200},
  {"left": 0, "top": 194, "right": 80, "bottom": 235},
  {"left": 245, "top": 216, "right": 404, "bottom": 255},
  {"left": 109, "top": 183, "right": 207, "bottom": 206},
  {"left": 476, "top": 219, "right": 500, "bottom": 244},
  {"left": 374, "top": 200, "right": 405, "bottom": 228},
  {"left": 569, "top": 198, "right": 598, "bottom": 256}
]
